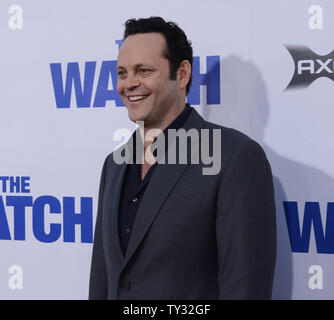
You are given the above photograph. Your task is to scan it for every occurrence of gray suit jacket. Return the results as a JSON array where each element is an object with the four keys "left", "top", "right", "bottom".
[{"left": 89, "top": 108, "right": 276, "bottom": 300}]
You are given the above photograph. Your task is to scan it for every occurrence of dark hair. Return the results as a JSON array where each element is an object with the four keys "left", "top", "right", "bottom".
[{"left": 123, "top": 16, "right": 193, "bottom": 95}]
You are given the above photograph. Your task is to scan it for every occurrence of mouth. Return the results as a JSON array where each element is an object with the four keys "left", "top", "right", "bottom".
[{"left": 127, "top": 94, "right": 150, "bottom": 104}]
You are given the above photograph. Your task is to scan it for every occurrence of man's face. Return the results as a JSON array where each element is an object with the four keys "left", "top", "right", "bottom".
[{"left": 117, "top": 33, "right": 179, "bottom": 129}]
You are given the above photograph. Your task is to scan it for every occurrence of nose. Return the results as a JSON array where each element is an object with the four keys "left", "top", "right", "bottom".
[{"left": 124, "top": 74, "right": 140, "bottom": 91}]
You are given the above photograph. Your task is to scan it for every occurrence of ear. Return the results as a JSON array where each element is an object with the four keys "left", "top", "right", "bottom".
[{"left": 177, "top": 60, "right": 191, "bottom": 91}]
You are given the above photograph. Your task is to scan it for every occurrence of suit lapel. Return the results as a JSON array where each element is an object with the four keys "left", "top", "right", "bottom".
[
  {"left": 104, "top": 160, "right": 127, "bottom": 262},
  {"left": 121, "top": 108, "right": 205, "bottom": 271},
  {"left": 104, "top": 133, "right": 137, "bottom": 262},
  {"left": 122, "top": 161, "right": 190, "bottom": 269}
]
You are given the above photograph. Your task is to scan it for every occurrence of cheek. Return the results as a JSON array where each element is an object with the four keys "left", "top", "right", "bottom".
[
  {"left": 117, "top": 81, "right": 123, "bottom": 94},
  {"left": 145, "top": 78, "right": 164, "bottom": 97}
]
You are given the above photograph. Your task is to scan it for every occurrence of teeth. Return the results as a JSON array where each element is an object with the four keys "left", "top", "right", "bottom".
[{"left": 128, "top": 95, "right": 147, "bottom": 101}]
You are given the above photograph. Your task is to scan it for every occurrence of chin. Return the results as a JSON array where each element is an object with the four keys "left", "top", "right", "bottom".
[{"left": 127, "top": 109, "right": 147, "bottom": 124}]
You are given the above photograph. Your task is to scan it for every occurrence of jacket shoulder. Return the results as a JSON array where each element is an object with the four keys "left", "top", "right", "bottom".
[{"left": 202, "top": 119, "right": 265, "bottom": 156}]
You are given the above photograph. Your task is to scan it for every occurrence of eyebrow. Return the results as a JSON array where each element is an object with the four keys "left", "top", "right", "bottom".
[{"left": 116, "top": 63, "right": 152, "bottom": 70}]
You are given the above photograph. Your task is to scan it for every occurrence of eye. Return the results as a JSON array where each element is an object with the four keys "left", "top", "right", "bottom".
[
  {"left": 139, "top": 68, "right": 151, "bottom": 74},
  {"left": 117, "top": 70, "right": 126, "bottom": 77}
]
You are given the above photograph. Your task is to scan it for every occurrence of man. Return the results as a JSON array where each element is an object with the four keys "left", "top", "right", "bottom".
[{"left": 89, "top": 17, "right": 276, "bottom": 300}]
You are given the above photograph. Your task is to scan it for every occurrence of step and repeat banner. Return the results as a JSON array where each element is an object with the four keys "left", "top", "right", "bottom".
[{"left": 0, "top": 0, "right": 333, "bottom": 299}]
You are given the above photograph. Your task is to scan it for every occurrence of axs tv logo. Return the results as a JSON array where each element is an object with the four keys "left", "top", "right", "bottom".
[{"left": 285, "top": 45, "right": 334, "bottom": 90}]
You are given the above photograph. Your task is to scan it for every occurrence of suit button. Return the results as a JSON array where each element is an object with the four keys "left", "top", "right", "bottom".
[
  {"left": 132, "top": 197, "right": 138, "bottom": 203},
  {"left": 121, "top": 281, "right": 131, "bottom": 291}
]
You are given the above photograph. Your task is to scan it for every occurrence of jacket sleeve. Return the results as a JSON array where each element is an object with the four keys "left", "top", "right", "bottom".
[
  {"left": 88, "top": 157, "right": 108, "bottom": 299},
  {"left": 216, "top": 139, "right": 276, "bottom": 299}
]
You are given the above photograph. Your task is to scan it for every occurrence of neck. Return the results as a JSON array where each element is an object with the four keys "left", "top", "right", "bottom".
[{"left": 142, "top": 103, "right": 186, "bottom": 138}]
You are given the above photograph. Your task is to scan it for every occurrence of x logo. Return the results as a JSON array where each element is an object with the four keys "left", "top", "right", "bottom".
[{"left": 285, "top": 45, "right": 334, "bottom": 90}]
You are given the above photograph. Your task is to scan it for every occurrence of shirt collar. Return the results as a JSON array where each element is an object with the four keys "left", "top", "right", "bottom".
[
  {"left": 161, "top": 103, "right": 192, "bottom": 134},
  {"left": 132, "top": 103, "right": 192, "bottom": 159}
]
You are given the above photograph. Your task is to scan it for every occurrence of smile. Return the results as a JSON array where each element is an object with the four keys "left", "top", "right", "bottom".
[{"left": 127, "top": 95, "right": 149, "bottom": 102}]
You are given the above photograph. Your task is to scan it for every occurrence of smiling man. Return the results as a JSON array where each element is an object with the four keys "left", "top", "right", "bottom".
[
  {"left": 117, "top": 32, "right": 189, "bottom": 132},
  {"left": 89, "top": 17, "right": 277, "bottom": 300}
]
